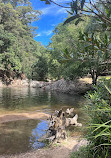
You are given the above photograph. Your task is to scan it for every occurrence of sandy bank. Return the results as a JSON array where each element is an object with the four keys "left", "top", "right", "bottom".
[
  {"left": 0, "top": 112, "right": 50, "bottom": 123},
  {"left": 0, "top": 138, "right": 87, "bottom": 158}
]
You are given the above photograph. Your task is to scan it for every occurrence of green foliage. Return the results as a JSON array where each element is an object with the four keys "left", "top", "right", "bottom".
[
  {"left": 63, "top": 14, "right": 80, "bottom": 25},
  {"left": 49, "top": 15, "right": 111, "bottom": 83},
  {"left": 85, "top": 79, "right": 111, "bottom": 158},
  {"left": 40, "top": 0, "right": 111, "bottom": 83},
  {"left": 71, "top": 79, "right": 111, "bottom": 158},
  {"left": 49, "top": 18, "right": 91, "bottom": 80},
  {"left": 79, "top": 31, "right": 111, "bottom": 83},
  {"left": 70, "top": 146, "right": 90, "bottom": 158},
  {"left": 48, "top": 58, "right": 63, "bottom": 80},
  {"left": 1, "top": 0, "right": 29, "bottom": 8},
  {"left": 32, "top": 56, "right": 48, "bottom": 81},
  {"left": 40, "top": 0, "right": 111, "bottom": 27},
  {"left": 0, "top": 1, "right": 44, "bottom": 79},
  {"left": 63, "top": 61, "right": 89, "bottom": 80}
]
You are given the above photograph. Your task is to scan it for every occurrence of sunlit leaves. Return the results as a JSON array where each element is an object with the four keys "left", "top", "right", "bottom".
[{"left": 75, "top": 18, "right": 84, "bottom": 25}]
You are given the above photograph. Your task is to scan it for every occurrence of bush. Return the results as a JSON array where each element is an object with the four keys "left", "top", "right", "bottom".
[
  {"left": 70, "top": 146, "right": 90, "bottom": 158},
  {"left": 84, "top": 79, "right": 111, "bottom": 158}
]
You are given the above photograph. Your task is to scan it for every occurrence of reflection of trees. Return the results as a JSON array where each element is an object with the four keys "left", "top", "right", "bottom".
[
  {"left": 0, "top": 119, "right": 39, "bottom": 155},
  {"left": 0, "top": 87, "right": 85, "bottom": 110},
  {"left": 0, "top": 87, "right": 29, "bottom": 109},
  {"left": 49, "top": 91, "right": 85, "bottom": 107}
]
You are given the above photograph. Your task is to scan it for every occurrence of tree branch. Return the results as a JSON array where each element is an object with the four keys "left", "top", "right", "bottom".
[
  {"left": 44, "top": 0, "right": 111, "bottom": 25},
  {"left": 49, "top": 0, "right": 71, "bottom": 8}
]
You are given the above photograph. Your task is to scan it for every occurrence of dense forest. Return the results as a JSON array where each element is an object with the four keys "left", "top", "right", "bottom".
[
  {"left": 0, "top": 0, "right": 47, "bottom": 83},
  {"left": 0, "top": 0, "right": 111, "bottom": 85}
]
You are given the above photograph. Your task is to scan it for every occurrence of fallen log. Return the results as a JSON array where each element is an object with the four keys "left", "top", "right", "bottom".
[
  {"left": 66, "top": 108, "right": 75, "bottom": 117},
  {"left": 38, "top": 109, "right": 82, "bottom": 143},
  {"left": 65, "top": 114, "right": 82, "bottom": 127}
]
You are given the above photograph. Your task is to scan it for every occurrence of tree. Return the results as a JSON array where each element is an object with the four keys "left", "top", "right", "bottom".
[
  {"left": 1, "top": 0, "right": 29, "bottom": 8},
  {"left": 32, "top": 56, "right": 48, "bottom": 81},
  {"left": 0, "top": 1, "right": 44, "bottom": 82},
  {"left": 48, "top": 54, "right": 63, "bottom": 80},
  {"left": 40, "top": 0, "right": 111, "bottom": 27},
  {"left": 49, "top": 17, "right": 111, "bottom": 84},
  {"left": 78, "top": 31, "right": 111, "bottom": 84},
  {"left": 41, "top": 0, "right": 111, "bottom": 84},
  {"left": 48, "top": 18, "right": 88, "bottom": 79}
]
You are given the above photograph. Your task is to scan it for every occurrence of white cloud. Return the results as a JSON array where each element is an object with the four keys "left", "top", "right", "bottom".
[
  {"left": 37, "top": 33, "right": 42, "bottom": 37},
  {"left": 56, "top": 8, "right": 67, "bottom": 14},
  {"left": 44, "top": 30, "right": 53, "bottom": 36},
  {"left": 39, "top": 2, "right": 68, "bottom": 16},
  {"left": 51, "top": 24, "right": 56, "bottom": 26},
  {"left": 36, "top": 30, "right": 53, "bottom": 37},
  {"left": 40, "top": 6, "right": 51, "bottom": 15},
  {"left": 40, "top": 5, "right": 56, "bottom": 15}
]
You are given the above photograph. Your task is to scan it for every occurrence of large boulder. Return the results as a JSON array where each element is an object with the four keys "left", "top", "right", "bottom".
[
  {"left": 30, "top": 80, "right": 51, "bottom": 88},
  {"left": 9, "top": 79, "right": 29, "bottom": 87},
  {"left": 45, "top": 79, "right": 92, "bottom": 94}
]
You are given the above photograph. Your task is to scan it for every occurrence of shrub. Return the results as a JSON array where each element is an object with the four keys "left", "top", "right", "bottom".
[
  {"left": 85, "top": 79, "right": 111, "bottom": 158},
  {"left": 70, "top": 146, "right": 90, "bottom": 158}
]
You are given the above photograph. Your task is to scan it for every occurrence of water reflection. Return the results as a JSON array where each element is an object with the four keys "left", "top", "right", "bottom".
[
  {"left": 0, "top": 87, "right": 85, "bottom": 111},
  {"left": 0, "top": 119, "right": 48, "bottom": 155},
  {"left": 30, "top": 120, "right": 48, "bottom": 149},
  {"left": 0, "top": 87, "right": 86, "bottom": 155}
]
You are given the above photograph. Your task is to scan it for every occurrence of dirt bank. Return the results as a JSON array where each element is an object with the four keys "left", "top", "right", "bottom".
[{"left": 0, "top": 137, "right": 87, "bottom": 158}]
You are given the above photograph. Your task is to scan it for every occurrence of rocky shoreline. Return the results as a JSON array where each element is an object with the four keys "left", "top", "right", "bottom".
[{"left": 0, "top": 77, "right": 92, "bottom": 95}]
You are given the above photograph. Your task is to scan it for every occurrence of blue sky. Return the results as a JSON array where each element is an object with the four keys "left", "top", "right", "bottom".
[{"left": 31, "top": 0, "right": 69, "bottom": 46}]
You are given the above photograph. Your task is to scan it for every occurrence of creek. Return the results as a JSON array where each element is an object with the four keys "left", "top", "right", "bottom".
[{"left": 0, "top": 87, "right": 86, "bottom": 155}]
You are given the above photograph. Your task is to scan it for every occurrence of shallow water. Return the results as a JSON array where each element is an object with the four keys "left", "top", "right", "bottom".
[
  {"left": 0, "top": 119, "right": 48, "bottom": 155},
  {"left": 0, "top": 87, "right": 86, "bottom": 155}
]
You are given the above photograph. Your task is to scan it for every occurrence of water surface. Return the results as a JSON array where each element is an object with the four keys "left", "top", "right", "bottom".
[
  {"left": 0, "top": 119, "right": 48, "bottom": 155},
  {"left": 0, "top": 87, "right": 86, "bottom": 155},
  {"left": 0, "top": 87, "right": 85, "bottom": 112}
]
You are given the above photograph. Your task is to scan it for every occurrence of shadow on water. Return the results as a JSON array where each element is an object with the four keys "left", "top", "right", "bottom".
[{"left": 0, "top": 119, "right": 49, "bottom": 155}]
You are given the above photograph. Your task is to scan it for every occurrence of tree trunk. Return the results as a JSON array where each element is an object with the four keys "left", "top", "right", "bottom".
[{"left": 90, "top": 69, "right": 98, "bottom": 85}]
